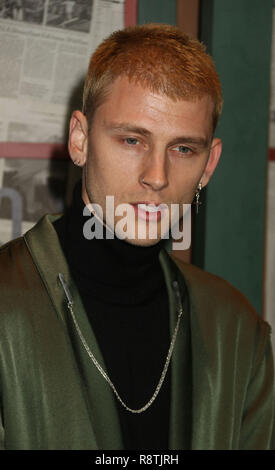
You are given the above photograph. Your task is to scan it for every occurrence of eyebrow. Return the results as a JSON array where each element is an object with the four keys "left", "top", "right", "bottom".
[
  {"left": 105, "top": 122, "right": 151, "bottom": 138},
  {"left": 168, "top": 136, "right": 210, "bottom": 149},
  {"left": 104, "top": 121, "right": 210, "bottom": 149}
]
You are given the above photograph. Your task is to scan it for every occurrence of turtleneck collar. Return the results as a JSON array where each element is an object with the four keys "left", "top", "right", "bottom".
[{"left": 54, "top": 181, "right": 167, "bottom": 305}]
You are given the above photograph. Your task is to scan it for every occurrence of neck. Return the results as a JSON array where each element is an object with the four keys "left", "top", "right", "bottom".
[{"left": 54, "top": 181, "right": 167, "bottom": 304}]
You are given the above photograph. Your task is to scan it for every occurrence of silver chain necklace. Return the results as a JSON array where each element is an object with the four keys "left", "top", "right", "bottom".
[{"left": 58, "top": 273, "right": 183, "bottom": 414}]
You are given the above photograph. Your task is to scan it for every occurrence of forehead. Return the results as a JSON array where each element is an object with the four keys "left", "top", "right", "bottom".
[{"left": 94, "top": 76, "right": 214, "bottom": 139}]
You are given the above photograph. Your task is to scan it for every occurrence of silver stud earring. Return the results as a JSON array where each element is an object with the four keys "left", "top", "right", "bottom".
[{"left": 194, "top": 182, "right": 202, "bottom": 214}]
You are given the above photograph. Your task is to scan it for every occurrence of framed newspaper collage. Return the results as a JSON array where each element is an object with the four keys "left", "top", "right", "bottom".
[{"left": 0, "top": 0, "right": 137, "bottom": 245}]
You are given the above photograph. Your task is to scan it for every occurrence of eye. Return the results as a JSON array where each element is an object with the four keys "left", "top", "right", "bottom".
[
  {"left": 124, "top": 137, "right": 139, "bottom": 145},
  {"left": 173, "top": 145, "right": 192, "bottom": 154}
]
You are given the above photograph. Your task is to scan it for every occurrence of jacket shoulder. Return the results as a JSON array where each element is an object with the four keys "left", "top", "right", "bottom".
[
  {"left": 0, "top": 235, "right": 36, "bottom": 306},
  {"left": 0, "top": 235, "right": 31, "bottom": 282},
  {"left": 171, "top": 255, "right": 259, "bottom": 316},
  {"left": 170, "top": 255, "right": 272, "bottom": 377},
  {"left": 171, "top": 255, "right": 270, "bottom": 329},
  {"left": 0, "top": 214, "right": 62, "bottom": 290}
]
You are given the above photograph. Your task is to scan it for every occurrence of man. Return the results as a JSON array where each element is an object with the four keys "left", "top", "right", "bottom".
[{"left": 0, "top": 24, "right": 274, "bottom": 450}]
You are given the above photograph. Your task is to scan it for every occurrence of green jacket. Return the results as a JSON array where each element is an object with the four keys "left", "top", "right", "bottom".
[{"left": 0, "top": 215, "right": 274, "bottom": 450}]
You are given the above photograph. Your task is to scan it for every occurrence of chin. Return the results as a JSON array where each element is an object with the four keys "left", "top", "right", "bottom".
[
  {"left": 113, "top": 218, "right": 170, "bottom": 247},
  {"left": 122, "top": 236, "right": 162, "bottom": 247}
]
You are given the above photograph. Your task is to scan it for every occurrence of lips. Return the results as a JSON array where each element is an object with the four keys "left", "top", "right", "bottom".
[
  {"left": 137, "top": 203, "right": 163, "bottom": 212},
  {"left": 130, "top": 202, "right": 166, "bottom": 222}
]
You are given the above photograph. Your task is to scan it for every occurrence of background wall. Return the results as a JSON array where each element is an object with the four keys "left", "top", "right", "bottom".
[
  {"left": 197, "top": 0, "right": 273, "bottom": 317},
  {"left": 265, "top": 2, "right": 275, "bottom": 353},
  {"left": 139, "top": 0, "right": 273, "bottom": 318},
  {"left": 138, "top": 0, "right": 177, "bottom": 24},
  {"left": 0, "top": 0, "right": 127, "bottom": 243}
]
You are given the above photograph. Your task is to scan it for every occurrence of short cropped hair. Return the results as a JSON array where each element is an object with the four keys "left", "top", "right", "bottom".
[{"left": 83, "top": 23, "right": 223, "bottom": 132}]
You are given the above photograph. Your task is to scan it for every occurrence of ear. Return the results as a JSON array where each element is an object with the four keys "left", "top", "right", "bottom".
[
  {"left": 201, "top": 138, "right": 222, "bottom": 187},
  {"left": 68, "top": 110, "right": 88, "bottom": 167}
]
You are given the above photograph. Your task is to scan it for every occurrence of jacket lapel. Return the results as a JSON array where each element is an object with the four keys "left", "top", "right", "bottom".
[
  {"left": 159, "top": 250, "right": 193, "bottom": 450},
  {"left": 24, "top": 214, "right": 124, "bottom": 449}
]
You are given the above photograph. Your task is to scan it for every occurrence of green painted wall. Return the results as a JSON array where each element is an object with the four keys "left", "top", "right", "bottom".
[
  {"left": 197, "top": 0, "right": 273, "bottom": 314},
  {"left": 138, "top": 0, "right": 272, "bottom": 314},
  {"left": 138, "top": 0, "right": 177, "bottom": 25}
]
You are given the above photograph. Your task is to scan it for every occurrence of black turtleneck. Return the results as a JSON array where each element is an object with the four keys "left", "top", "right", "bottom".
[{"left": 54, "top": 182, "right": 171, "bottom": 450}]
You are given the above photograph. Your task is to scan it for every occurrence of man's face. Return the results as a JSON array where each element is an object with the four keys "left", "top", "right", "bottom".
[{"left": 71, "top": 76, "right": 221, "bottom": 246}]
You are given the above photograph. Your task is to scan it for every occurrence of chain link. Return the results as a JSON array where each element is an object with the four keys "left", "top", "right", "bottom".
[{"left": 60, "top": 273, "right": 183, "bottom": 414}]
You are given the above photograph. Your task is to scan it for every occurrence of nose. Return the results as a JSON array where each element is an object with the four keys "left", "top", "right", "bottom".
[{"left": 140, "top": 150, "right": 168, "bottom": 191}]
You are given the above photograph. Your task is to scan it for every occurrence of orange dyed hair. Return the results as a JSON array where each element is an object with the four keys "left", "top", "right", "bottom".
[{"left": 83, "top": 24, "right": 223, "bottom": 131}]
